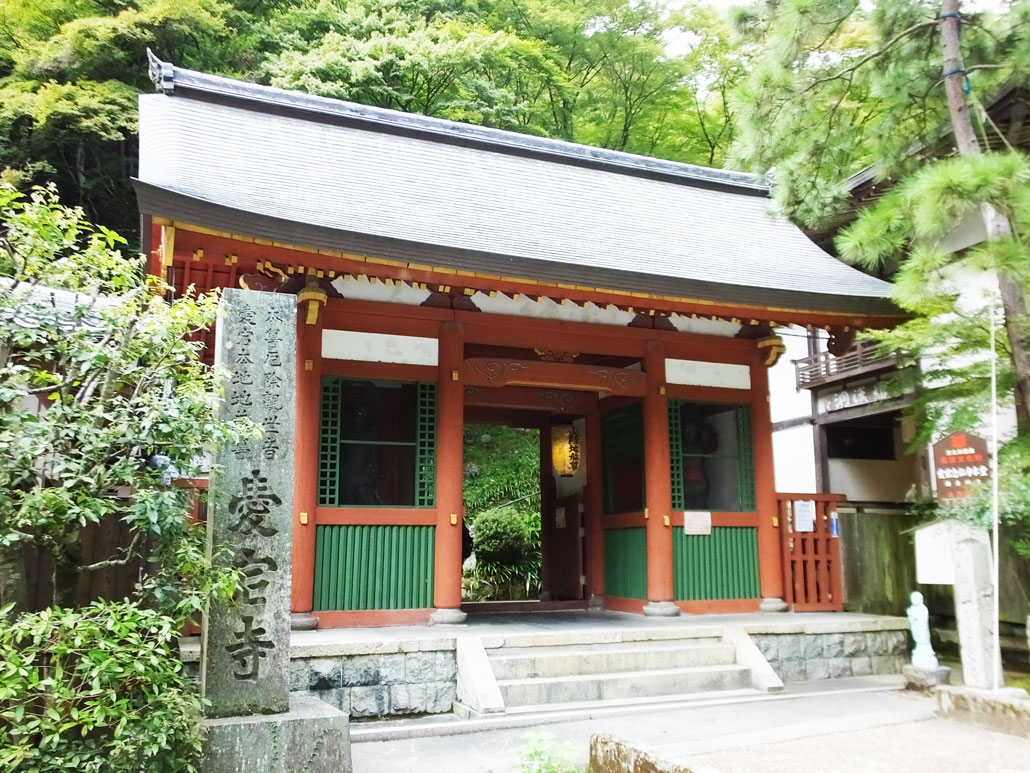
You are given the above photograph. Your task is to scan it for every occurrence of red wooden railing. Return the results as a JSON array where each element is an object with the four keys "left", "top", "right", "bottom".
[{"left": 777, "top": 493, "right": 844, "bottom": 612}]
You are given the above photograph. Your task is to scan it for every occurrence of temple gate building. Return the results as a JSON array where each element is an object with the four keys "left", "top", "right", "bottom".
[{"left": 137, "top": 55, "right": 904, "bottom": 629}]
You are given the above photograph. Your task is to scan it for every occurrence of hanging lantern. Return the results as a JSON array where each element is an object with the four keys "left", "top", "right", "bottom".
[{"left": 551, "top": 424, "right": 581, "bottom": 477}]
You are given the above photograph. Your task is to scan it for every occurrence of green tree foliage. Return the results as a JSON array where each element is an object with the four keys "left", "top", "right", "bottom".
[
  {"left": 0, "top": 184, "right": 247, "bottom": 619},
  {"left": 0, "top": 601, "right": 205, "bottom": 772},
  {"left": 1, "top": 0, "right": 746, "bottom": 243},
  {"left": 730, "top": 0, "right": 1030, "bottom": 228},
  {"left": 463, "top": 425, "right": 541, "bottom": 599},
  {"left": 839, "top": 152, "right": 1030, "bottom": 444}
]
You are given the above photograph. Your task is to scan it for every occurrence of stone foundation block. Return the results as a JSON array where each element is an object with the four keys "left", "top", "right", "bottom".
[
  {"left": 903, "top": 664, "right": 951, "bottom": 690},
  {"left": 307, "top": 658, "right": 342, "bottom": 691},
  {"left": 850, "top": 656, "right": 873, "bottom": 677},
  {"left": 778, "top": 660, "right": 806, "bottom": 683},
  {"left": 871, "top": 655, "right": 903, "bottom": 675},
  {"left": 801, "top": 636, "right": 825, "bottom": 660},
  {"left": 778, "top": 635, "right": 802, "bottom": 660},
  {"left": 202, "top": 694, "right": 350, "bottom": 773},
  {"left": 843, "top": 633, "right": 867, "bottom": 657},
  {"left": 350, "top": 685, "right": 390, "bottom": 717},
  {"left": 378, "top": 654, "right": 406, "bottom": 684},
  {"left": 806, "top": 659, "right": 830, "bottom": 681},
  {"left": 390, "top": 683, "right": 428, "bottom": 714},
  {"left": 405, "top": 652, "right": 436, "bottom": 683},
  {"left": 309, "top": 687, "right": 350, "bottom": 713},
  {"left": 826, "top": 657, "right": 850, "bottom": 679},
  {"left": 822, "top": 634, "right": 844, "bottom": 659},
  {"left": 435, "top": 652, "right": 457, "bottom": 681},
  {"left": 342, "top": 656, "right": 379, "bottom": 686}
]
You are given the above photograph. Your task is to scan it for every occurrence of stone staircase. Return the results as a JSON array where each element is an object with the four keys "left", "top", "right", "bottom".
[{"left": 456, "top": 624, "right": 779, "bottom": 716}]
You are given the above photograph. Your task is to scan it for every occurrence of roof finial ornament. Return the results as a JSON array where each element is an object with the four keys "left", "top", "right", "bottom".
[{"left": 147, "top": 49, "right": 175, "bottom": 94}]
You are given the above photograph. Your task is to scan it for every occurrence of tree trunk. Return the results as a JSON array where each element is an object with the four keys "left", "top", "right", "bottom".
[{"left": 939, "top": 0, "right": 1030, "bottom": 432}]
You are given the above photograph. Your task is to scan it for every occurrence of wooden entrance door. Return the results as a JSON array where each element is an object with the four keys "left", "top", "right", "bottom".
[
  {"left": 548, "top": 493, "right": 584, "bottom": 600},
  {"left": 778, "top": 494, "right": 844, "bottom": 611}
]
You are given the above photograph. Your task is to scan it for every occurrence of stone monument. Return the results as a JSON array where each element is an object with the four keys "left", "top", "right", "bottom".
[
  {"left": 201, "top": 289, "right": 350, "bottom": 772},
  {"left": 902, "top": 591, "right": 950, "bottom": 689},
  {"left": 914, "top": 520, "right": 1002, "bottom": 691}
]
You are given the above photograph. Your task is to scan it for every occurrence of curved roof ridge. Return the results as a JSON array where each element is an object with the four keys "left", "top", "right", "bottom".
[{"left": 146, "top": 51, "right": 768, "bottom": 196}]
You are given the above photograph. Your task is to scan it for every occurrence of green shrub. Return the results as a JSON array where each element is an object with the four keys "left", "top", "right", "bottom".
[
  {"left": 473, "top": 506, "right": 531, "bottom": 565},
  {"left": 0, "top": 600, "right": 205, "bottom": 773}
]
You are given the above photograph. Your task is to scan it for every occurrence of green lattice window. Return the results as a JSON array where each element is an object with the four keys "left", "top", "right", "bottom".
[
  {"left": 318, "top": 377, "right": 437, "bottom": 507},
  {"left": 601, "top": 403, "right": 645, "bottom": 515},
  {"left": 669, "top": 401, "right": 755, "bottom": 512}
]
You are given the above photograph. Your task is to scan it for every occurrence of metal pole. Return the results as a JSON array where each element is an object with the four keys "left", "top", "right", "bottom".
[{"left": 990, "top": 283, "right": 1001, "bottom": 692}]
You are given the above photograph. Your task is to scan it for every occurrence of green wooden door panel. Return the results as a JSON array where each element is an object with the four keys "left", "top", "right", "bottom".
[
  {"left": 313, "top": 524, "right": 435, "bottom": 610},
  {"left": 673, "top": 526, "right": 760, "bottom": 600},
  {"left": 603, "top": 527, "right": 647, "bottom": 600}
]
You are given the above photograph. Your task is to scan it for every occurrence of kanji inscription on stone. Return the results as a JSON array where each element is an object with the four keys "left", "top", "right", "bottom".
[{"left": 202, "top": 289, "right": 296, "bottom": 718}]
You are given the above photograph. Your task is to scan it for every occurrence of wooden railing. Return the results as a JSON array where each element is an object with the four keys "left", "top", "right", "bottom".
[
  {"left": 777, "top": 493, "right": 844, "bottom": 612},
  {"left": 794, "top": 341, "right": 901, "bottom": 389}
]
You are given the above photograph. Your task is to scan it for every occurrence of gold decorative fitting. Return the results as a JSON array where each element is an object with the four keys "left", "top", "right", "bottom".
[
  {"left": 297, "top": 279, "right": 328, "bottom": 326},
  {"left": 756, "top": 334, "right": 787, "bottom": 367}
]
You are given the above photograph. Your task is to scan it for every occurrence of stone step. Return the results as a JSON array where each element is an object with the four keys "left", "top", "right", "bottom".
[
  {"left": 481, "top": 624, "right": 725, "bottom": 651},
  {"left": 498, "top": 664, "right": 752, "bottom": 707},
  {"left": 489, "top": 641, "right": 736, "bottom": 680}
]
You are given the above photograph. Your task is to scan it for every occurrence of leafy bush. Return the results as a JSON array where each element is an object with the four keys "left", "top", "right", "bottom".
[
  {"left": 473, "top": 506, "right": 531, "bottom": 565},
  {"left": 0, "top": 600, "right": 205, "bottom": 773}
]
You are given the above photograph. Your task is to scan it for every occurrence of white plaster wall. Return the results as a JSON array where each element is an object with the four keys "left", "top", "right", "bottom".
[
  {"left": 665, "top": 358, "right": 751, "bottom": 389},
  {"left": 771, "top": 425, "right": 817, "bottom": 494},
  {"left": 321, "top": 329, "right": 438, "bottom": 365},
  {"left": 826, "top": 425, "right": 922, "bottom": 502},
  {"left": 768, "top": 328, "right": 813, "bottom": 423},
  {"left": 827, "top": 456, "right": 920, "bottom": 502}
]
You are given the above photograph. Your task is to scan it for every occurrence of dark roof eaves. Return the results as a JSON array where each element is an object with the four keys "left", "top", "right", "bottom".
[
  {"left": 146, "top": 53, "right": 770, "bottom": 198},
  {"left": 133, "top": 180, "right": 904, "bottom": 322}
]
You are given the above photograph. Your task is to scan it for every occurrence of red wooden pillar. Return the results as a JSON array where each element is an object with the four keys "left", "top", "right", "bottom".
[
  {"left": 642, "top": 340, "right": 678, "bottom": 616},
  {"left": 431, "top": 320, "right": 467, "bottom": 624},
  {"left": 750, "top": 346, "right": 786, "bottom": 607},
  {"left": 585, "top": 397, "right": 605, "bottom": 602},
  {"left": 291, "top": 307, "right": 322, "bottom": 627}
]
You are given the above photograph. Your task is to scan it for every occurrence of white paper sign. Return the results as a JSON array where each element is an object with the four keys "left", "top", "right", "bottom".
[
  {"left": 794, "top": 500, "right": 817, "bottom": 533},
  {"left": 555, "top": 506, "right": 566, "bottom": 529},
  {"left": 683, "top": 511, "right": 712, "bottom": 536}
]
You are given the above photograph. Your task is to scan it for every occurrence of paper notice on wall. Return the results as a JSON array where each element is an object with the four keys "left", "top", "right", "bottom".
[
  {"left": 683, "top": 511, "right": 712, "bottom": 536},
  {"left": 794, "top": 500, "right": 817, "bottom": 533},
  {"left": 555, "top": 506, "right": 566, "bottom": 529}
]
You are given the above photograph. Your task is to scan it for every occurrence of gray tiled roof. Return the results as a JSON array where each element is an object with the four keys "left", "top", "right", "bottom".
[{"left": 136, "top": 55, "right": 900, "bottom": 319}]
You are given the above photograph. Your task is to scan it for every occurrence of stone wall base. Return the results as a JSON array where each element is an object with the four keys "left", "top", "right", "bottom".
[
  {"left": 750, "top": 629, "right": 907, "bottom": 682},
  {"left": 202, "top": 694, "right": 351, "bottom": 773}
]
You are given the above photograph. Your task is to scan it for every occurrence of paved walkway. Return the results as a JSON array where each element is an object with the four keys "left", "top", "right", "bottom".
[{"left": 352, "top": 679, "right": 952, "bottom": 772}]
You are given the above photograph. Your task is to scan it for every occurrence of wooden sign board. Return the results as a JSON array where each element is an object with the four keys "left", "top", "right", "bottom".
[
  {"left": 933, "top": 432, "right": 989, "bottom": 501},
  {"left": 682, "top": 511, "right": 712, "bottom": 536}
]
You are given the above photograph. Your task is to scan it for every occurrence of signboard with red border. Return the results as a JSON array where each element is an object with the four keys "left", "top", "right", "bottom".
[{"left": 932, "top": 432, "right": 989, "bottom": 501}]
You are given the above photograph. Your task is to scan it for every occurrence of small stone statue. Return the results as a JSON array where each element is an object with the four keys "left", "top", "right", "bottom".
[{"left": 907, "top": 591, "right": 940, "bottom": 670}]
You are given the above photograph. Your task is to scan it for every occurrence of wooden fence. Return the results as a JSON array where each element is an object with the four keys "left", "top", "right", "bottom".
[{"left": 837, "top": 502, "right": 1030, "bottom": 627}]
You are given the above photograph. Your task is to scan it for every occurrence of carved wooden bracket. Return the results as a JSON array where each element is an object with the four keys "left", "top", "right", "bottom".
[
  {"left": 827, "top": 327, "right": 857, "bottom": 357},
  {"left": 756, "top": 334, "right": 787, "bottom": 367}
]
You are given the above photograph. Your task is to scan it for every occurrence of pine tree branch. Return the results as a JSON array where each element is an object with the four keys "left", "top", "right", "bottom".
[{"left": 802, "top": 19, "right": 938, "bottom": 94}]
